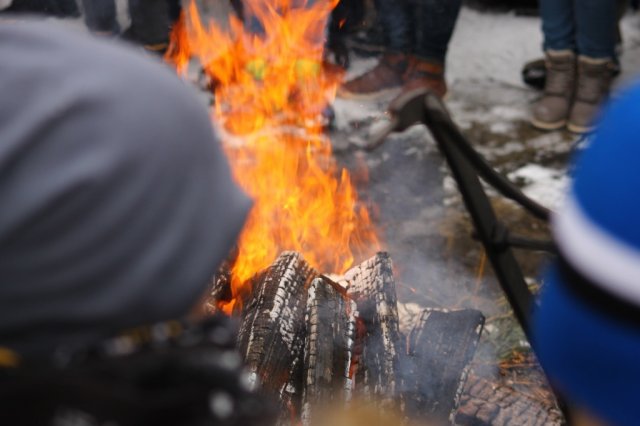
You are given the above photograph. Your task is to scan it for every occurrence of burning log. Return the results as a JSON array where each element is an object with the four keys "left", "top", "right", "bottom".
[
  {"left": 207, "top": 260, "right": 233, "bottom": 314},
  {"left": 342, "top": 252, "right": 403, "bottom": 408},
  {"left": 208, "top": 251, "right": 494, "bottom": 424},
  {"left": 456, "top": 375, "right": 563, "bottom": 426},
  {"left": 403, "top": 308, "right": 485, "bottom": 424},
  {"left": 301, "top": 277, "right": 358, "bottom": 425},
  {"left": 236, "top": 251, "right": 317, "bottom": 418}
]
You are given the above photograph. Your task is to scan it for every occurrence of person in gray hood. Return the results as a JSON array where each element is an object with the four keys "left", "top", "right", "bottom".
[{"left": 0, "top": 20, "right": 252, "bottom": 358}]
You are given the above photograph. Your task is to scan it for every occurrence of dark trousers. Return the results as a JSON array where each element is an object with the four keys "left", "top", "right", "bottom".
[
  {"left": 540, "top": 0, "right": 617, "bottom": 59},
  {"left": 6, "top": 0, "right": 79, "bottom": 16},
  {"left": 82, "top": 0, "right": 119, "bottom": 34},
  {"left": 81, "top": 0, "right": 181, "bottom": 46},
  {"left": 125, "top": 0, "right": 181, "bottom": 46},
  {"left": 230, "top": 0, "right": 243, "bottom": 18},
  {"left": 374, "top": 0, "right": 462, "bottom": 63}
]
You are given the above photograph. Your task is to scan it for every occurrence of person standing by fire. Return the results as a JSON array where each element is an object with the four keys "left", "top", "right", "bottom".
[
  {"left": 0, "top": 19, "right": 273, "bottom": 425},
  {"left": 530, "top": 0, "right": 618, "bottom": 133},
  {"left": 534, "top": 82, "right": 640, "bottom": 426}
]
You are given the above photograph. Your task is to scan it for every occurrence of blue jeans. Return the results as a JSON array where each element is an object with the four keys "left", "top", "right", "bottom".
[
  {"left": 540, "top": 0, "right": 617, "bottom": 59},
  {"left": 374, "top": 0, "right": 462, "bottom": 63}
]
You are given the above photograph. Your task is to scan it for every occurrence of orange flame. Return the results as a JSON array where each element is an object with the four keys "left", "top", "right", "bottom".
[{"left": 167, "top": 0, "right": 381, "bottom": 312}]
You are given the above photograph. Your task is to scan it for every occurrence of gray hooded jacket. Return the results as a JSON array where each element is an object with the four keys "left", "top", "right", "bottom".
[{"left": 0, "top": 20, "right": 251, "bottom": 356}]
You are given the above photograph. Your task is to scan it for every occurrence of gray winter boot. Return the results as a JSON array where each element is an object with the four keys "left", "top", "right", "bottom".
[
  {"left": 567, "top": 56, "right": 614, "bottom": 134},
  {"left": 531, "top": 50, "right": 576, "bottom": 130}
]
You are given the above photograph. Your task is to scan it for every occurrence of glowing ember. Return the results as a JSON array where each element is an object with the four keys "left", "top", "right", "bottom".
[{"left": 167, "top": 0, "right": 381, "bottom": 312}]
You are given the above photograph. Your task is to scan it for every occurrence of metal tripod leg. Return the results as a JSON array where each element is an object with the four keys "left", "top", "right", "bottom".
[{"left": 423, "top": 98, "right": 534, "bottom": 339}]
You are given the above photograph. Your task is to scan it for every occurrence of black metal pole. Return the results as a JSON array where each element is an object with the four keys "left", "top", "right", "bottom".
[
  {"left": 368, "top": 89, "right": 570, "bottom": 422},
  {"left": 420, "top": 95, "right": 535, "bottom": 339}
]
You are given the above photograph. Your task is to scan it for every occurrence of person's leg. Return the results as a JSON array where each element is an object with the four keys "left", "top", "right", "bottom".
[
  {"left": 55, "top": 0, "right": 80, "bottom": 16},
  {"left": 539, "top": 0, "right": 576, "bottom": 53},
  {"left": 568, "top": 0, "right": 617, "bottom": 133},
  {"left": 6, "top": 0, "right": 80, "bottom": 16},
  {"left": 374, "top": 0, "right": 412, "bottom": 54},
  {"left": 402, "top": 0, "right": 461, "bottom": 98},
  {"left": 338, "top": 0, "right": 413, "bottom": 99},
  {"left": 230, "top": 0, "right": 243, "bottom": 19},
  {"left": 327, "top": 0, "right": 366, "bottom": 67},
  {"left": 531, "top": 0, "right": 577, "bottom": 130},
  {"left": 168, "top": 0, "right": 181, "bottom": 23},
  {"left": 124, "top": 0, "right": 178, "bottom": 53},
  {"left": 522, "top": 0, "right": 624, "bottom": 91},
  {"left": 82, "top": 0, "right": 119, "bottom": 35},
  {"left": 574, "top": 0, "right": 617, "bottom": 59},
  {"left": 411, "top": 0, "right": 462, "bottom": 65}
]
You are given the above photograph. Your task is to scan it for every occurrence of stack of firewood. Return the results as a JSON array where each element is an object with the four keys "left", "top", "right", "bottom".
[{"left": 211, "top": 252, "right": 485, "bottom": 425}]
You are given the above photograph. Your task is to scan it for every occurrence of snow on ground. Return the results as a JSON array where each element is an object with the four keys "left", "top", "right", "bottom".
[
  {"left": 330, "top": 7, "right": 640, "bottom": 327},
  {"left": 508, "top": 164, "right": 570, "bottom": 210},
  {"left": 448, "top": 8, "right": 543, "bottom": 87},
  {"left": 335, "top": 8, "right": 640, "bottom": 219}
]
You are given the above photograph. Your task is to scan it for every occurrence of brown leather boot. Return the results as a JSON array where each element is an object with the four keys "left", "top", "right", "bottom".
[
  {"left": 531, "top": 50, "right": 576, "bottom": 131},
  {"left": 567, "top": 56, "right": 614, "bottom": 134},
  {"left": 337, "top": 52, "right": 409, "bottom": 100},
  {"left": 402, "top": 56, "right": 447, "bottom": 99}
]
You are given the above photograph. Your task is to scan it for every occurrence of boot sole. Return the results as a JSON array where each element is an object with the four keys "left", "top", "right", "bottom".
[
  {"left": 336, "top": 86, "right": 402, "bottom": 101},
  {"left": 530, "top": 117, "right": 567, "bottom": 131},
  {"left": 567, "top": 122, "right": 595, "bottom": 134}
]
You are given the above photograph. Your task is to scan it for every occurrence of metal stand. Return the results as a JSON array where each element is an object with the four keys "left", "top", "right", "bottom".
[
  {"left": 367, "top": 89, "right": 570, "bottom": 422},
  {"left": 367, "top": 88, "right": 555, "bottom": 342}
]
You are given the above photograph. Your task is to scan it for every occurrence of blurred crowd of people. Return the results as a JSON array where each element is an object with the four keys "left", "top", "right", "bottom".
[
  {"left": 1, "top": 1, "right": 640, "bottom": 426},
  {"left": 333, "top": 0, "right": 632, "bottom": 135},
  {"left": 0, "top": 0, "right": 632, "bottom": 135}
]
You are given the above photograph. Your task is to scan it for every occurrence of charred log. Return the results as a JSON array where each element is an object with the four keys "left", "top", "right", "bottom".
[
  {"left": 236, "top": 252, "right": 317, "bottom": 419},
  {"left": 207, "top": 260, "right": 233, "bottom": 314},
  {"left": 342, "top": 252, "right": 402, "bottom": 408},
  {"left": 403, "top": 308, "right": 485, "bottom": 424},
  {"left": 301, "top": 277, "right": 358, "bottom": 425},
  {"left": 456, "top": 375, "right": 564, "bottom": 426}
]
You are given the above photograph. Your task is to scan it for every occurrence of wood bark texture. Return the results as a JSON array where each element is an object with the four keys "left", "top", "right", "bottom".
[
  {"left": 301, "top": 277, "right": 357, "bottom": 425},
  {"left": 403, "top": 308, "right": 485, "bottom": 424},
  {"left": 236, "top": 251, "right": 317, "bottom": 419},
  {"left": 342, "top": 252, "right": 402, "bottom": 409}
]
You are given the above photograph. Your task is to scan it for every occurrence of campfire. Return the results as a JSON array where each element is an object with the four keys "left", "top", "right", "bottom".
[
  {"left": 167, "top": 0, "right": 380, "bottom": 314},
  {"left": 166, "top": 1, "right": 484, "bottom": 424},
  {"left": 211, "top": 251, "right": 485, "bottom": 424}
]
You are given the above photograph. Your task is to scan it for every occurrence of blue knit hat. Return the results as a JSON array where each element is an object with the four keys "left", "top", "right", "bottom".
[{"left": 534, "top": 81, "right": 640, "bottom": 426}]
